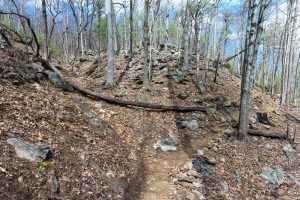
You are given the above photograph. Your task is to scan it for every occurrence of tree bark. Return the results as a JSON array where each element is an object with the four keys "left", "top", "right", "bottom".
[
  {"left": 42, "top": 0, "right": 49, "bottom": 60},
  {"left": 142, "top": 0, "right": 150, "bottom": 86},
  {"left": 106, "top": 0, "right": 115, "bottom": 87}
]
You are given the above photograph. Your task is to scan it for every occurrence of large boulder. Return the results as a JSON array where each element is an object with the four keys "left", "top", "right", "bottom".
[{"left": 7, "top": 138, "right": 50, "bottom": 162}]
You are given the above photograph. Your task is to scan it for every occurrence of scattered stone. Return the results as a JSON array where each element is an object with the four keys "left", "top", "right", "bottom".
[
  {"left": 250, "top": 116, "right": 257, "bottom": 124},
  {"left": 207, "top": 108, "right": 218, "bottom": 119},
  {"left": 177, "top": 91, "right": 189, "bottom": 100},
  {"left": 209, "top": 95, "right": 226, "bottom": 105},
  {"left": 84, "top": 111, "right": 103, "bottom": 127},
  {"left": 264, "top": 143, "right": 272, "bottom": 150},
  {"left": 203, "top": 155, "right": 216, "bottom": 165},
  {"left": 45, "top": 70, "right": 64, "bottom": 86},
  {"left": 260, "top": 166, "right": 284, "bottom": 186},
  {"left": 183, "top": 161, "right": 193, "bottom": 170},
  {"left": 115, "top": 92, "right": 126, "bottom": 97},
  {"left": 187, "top": 170, "right": 201, "bottom": 178},
  {"left": 109, "top": 111, "right": 118, "bottom": 116},
  {"left": 272, "top": 110, "right": 281, "bottom": 115},
  {"left": 153, "top": 136, "right": 178, "bottom": 151},
  {"left": 223, "top": 128, "right": 233, "bottom": 134},
  {"left": 224, "top": 101, "right": 232, "bottom": 107},
  {"left": 250, "top": 123, "right": 258, "bottom": 130},
  {"left": 212, "top": 146, "right": 218, "bottom": 152},
  {"left": 33, "top": 82, "right": 43, "bottom": 91},
  {"left": 7, "top": 138, "right": 50, "bottom": 162},
  {"left": 263, "top": 125, "right": 271, "bottom": 130},
  {"left": 35, "top": 64, "right": 45, "bottom": 73},
  {"left": 193, "top": 98, "right": 204, "bottom": 104},
  {"left": 283, "top": 143, "right": 294, "bottom": 153},
  {"left": 192, "top": 181, "right": 202, "bottom": 188},
  {"left": 220, "top": 181, "right": 229, "bottom": 191},
  {"left": 0, "top": 166, "right": 7, "bottom": 173},
  {"left": 187, "top": 120, "right": 199, "bottom": 131},
  {"left": 179, "top": 121, "right": 188, "bottom": 128},
  {"left": 192, "top": 158, "right": 210, "bottom": 176},
  {"left": 196, "top": 150, "right": 204, "bottom": 156}
]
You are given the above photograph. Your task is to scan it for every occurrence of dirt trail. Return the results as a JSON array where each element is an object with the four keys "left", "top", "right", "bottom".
[{"left": 125, "top": 110, "right": 217, "bottom": 199}]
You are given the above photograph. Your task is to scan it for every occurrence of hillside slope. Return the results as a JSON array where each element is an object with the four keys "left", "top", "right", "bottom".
[{"left": 0, "top": 45, "right": 300, "bottom": 199}]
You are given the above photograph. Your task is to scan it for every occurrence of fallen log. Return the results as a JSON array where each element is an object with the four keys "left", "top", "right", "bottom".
[
  {"left": 248, "top": 129, "right": 287, "bottom": 140},
  {"left": 285, "top": 113, "right": 300, "bottom": 124},
  {"left": 41, "top": 59, "right": 207, "bottom": 112}
]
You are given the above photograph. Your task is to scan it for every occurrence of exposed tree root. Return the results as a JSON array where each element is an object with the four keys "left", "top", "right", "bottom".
[
  {"left": 41, "top": 59, "right": 207, "bottom": 112},
  {"left": 248, "top": 129, "right": 288, "bottom": 140}
]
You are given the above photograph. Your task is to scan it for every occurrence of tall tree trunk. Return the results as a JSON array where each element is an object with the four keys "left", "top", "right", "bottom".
[
  {"left": 143, "top": 0, "right": 150, "bottom": 86},
  {"left": 182, "top": 0, "right": 190, "bottom": 71},
  {"left": 42, "top": 0, "right": 48, "bottom": 60},
  {"left": 238, "top": 0, "right": 269, "bottom": 138},
  {"left": 106, "top": 0, "right": 114, "bottom": 87},
  {"left": 129, "top": 0, "right": 133, "bottom": 59}
]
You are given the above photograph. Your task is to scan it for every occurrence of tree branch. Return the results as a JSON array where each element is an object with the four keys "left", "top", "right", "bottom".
[{"left": 40, "top": 59, "right": 207, "bottom": 112}]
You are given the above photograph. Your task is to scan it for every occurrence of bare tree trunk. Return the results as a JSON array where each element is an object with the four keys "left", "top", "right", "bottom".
[
  {"left": 142, "top": 0, "right": 150, "bottom": 86},
  {"left": 129, "top": 0, "right": 133, "bottom": 59},
  {"left": 106, "top": 0, "right": 114, "bottom": 87},
  {"left": 182, "top": 0, "right": 191, "bottom": 71},
  {"left": 238, "top": 0, "right": 269, "bottom": 138},
  {"left": 42, "top": 0, "right": 48, "bottom": 60}
]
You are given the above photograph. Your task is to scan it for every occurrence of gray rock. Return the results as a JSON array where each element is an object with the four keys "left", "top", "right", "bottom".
[
  {"left": 196, "top": 150, "right": 204, "bottom": 156},
  {"left": 35, "top": 64, "right": 45, "bottom": 73},
  {"left": 177, "top": 91, "right": 189, "bottom": 100},
  {"left": 187, "top": 120, "right": 199, "bottom": 131},
  {"left": 115, "top": 91, "right": 126, "bottom": 97},
  {"left": 180, "top": 121, "right": 188, "bottom": 128},
  {"left": 224, "top": 101, "right": 232, "bottom": 107},
  {"left": 7, "top": 138, "right": 50, "bottom": 162},
  {"left": 192, "top": 158, "right": 210, "bottom": 176},
  {"left": 33, "top": 83, "right": 43, "bottom": 91},
  {"left": 283, "top": 144, "right": 294, "bottom": 153},
  {"left": 83, "top": 111, "right": 104, "bottom": 127},
  {"left": 260, "top": 166, "right": 284, "bottom": 186},
  {"left": 193, "top": 98, "right": 204, "bottom": 104},
  {"left": 209, "top": 96, "right": 226, "bottom": 105},
  {"left": 207, "top": 108, "right": 218, "bottom": 118},
  {"left": 45, "top": 70, "right": 64, "bottom": 86},
  {"left": 250, "top": 116, "right": 257, "bottom": 124},
  {"left": 264, "top": 143, "right": 272, "bottom": 150},
  {"left": 220, "top": 181, "right": 229, "bottom": 191},
  {"left": 153, "top": 136, "right": 178, "bottom": 151}
]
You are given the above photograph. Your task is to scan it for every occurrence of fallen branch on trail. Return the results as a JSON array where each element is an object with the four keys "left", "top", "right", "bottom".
[
  {"left": 41, "top": 59, "right": 207, "bottom": 112},
  {"left": 248, "top": 129, "right": 288, "bottom": 140},
  {"left": 285, "top": 113, "right": 300, "bottom": 124}
]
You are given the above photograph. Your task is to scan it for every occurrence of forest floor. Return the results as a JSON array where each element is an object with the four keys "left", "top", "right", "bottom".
[{"left": 0, "top": 44, "right": 300, "bottom": 200}]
